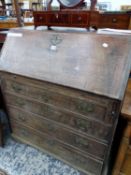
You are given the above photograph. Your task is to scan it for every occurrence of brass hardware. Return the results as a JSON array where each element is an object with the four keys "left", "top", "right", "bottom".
[
  {"left": 112, "top": 18, "right": 117, "bottom": 23},
  {"left": 12, "top": 83, "right": 22, "bottom": 93},
  {"left": 16, "top": 99, "right": 25, "bottom": 107},
  {"left": 75, "top": 137, "right": 89, "bottom": 147},
  {"left": 55, "top": 13, "right": 59, "bottom": 19},
  {"left": 77, "top": 102, "right": 94, "bottom": 113},
  {"left": 39, "top": 16, "right": 43, "bottom": 20},
  {"left": 76, "top": 119, "right": 89, "bottom": 132},
  {"left": 78, "top": 16, "right": 82, "bottom": 21},
  {"left": 41, "top": 94, "right": 49, "bottom": 103}
]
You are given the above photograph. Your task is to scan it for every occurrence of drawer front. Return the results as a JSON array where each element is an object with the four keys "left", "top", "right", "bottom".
[
  {"left": 5, "top": 93, "right": 112, "bottom": 142},
  {"left": 100, "top": 14, "right": 130, "bottom": 29},
  {"left": 9, "top": 107, "right": 107, "bottom": 159},
  {"left": 3, "top": 79, "right": 106, "bottom": 121},
  {"left": 33, "top": 13, "right": 46, "bottom": 24},
  {"left": 12, "top": 121, "right": 103, "bottom": 175},
  {"left": 48, "top": 13, "right": 70, "bottom": 25},
  {"left": 71, "top": 13, "right": 89, "bottom": 25}
]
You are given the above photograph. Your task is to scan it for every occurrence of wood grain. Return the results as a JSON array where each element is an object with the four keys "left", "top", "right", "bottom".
[
  {"left": 121, "top": 79, "right": 131, "bottom": 120},
  {"left": 0, "top": 29, "right": 131, "bottom": 100}
]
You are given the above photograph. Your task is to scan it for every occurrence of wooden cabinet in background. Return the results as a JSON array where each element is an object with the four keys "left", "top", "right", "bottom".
[
  {"left": 33, "top": 10, "right": 100, "bottom": 29},
  {"left": 99, "top": 13, "right": 130, "bottom": 30},
  {"left": 33, "top": 11, "right": 131, "bottom": 30}
]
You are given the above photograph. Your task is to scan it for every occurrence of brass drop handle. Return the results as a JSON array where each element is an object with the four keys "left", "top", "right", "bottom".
[
  {"left": 112, "top": 18, "right": 117, "bottom": 23},
  {"left": 78, "top": 16, "right": 82, "bottom": 21},
  {"left": 55, "top": 13, "right": 59, "bottom": 19},
  {"left": 39, "top": 16, "right": 43, "bottom": 20},
  {"left": 41, "top": 94, "right": 49, "bottom": 103},
  {"left": 76, "top": 119, "right": 89, "bottom": 132},
  {"left": 77, "top": 102, "right": 94, "bottom": 113},
  {"left": 12, "top": 83, "right": 22, "bottom": 93},
  {"left": 16, "top": 99, "right": 25, "bottom": 107},
  {"left": 75, "top": 137, "right": 89, "bottom": 147}
]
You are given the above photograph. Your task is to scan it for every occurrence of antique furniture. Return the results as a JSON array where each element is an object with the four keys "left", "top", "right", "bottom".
[
  {"left": 33, "top": 10, "right": 131, "bottom": 30},
  {"left": 33, "top": 10, "right": 99, "bottom": 29},
  {"left": 0, "top": 29, "right": 131, "bottom": 175},
  {"left": 33, "top": 0, "right": 99, "bottom": 29},
  {"left": 99, "top": 12, "right": 131, "bottom": 30},
  {"left": 113, "top": 78, "right": 131, "bottom": 175}
]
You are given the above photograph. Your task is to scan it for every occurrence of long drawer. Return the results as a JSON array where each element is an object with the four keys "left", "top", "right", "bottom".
[
  {"left": 2, "top": 76, "right": 114, "bottom": 124},
  {"left": 12, "top": 121, "right": 103, "bottom": 175},
  {"left": 9, "top": 106, "right": 107, "bottom": 160},
  {"left": 5, "top": 93, "right": 112, "bottom": 143},
  {"left": 99, "top": 14, "right": 130, "bottom": 29},
  {"left": 4, "top": 79, "right": 106, "bottom": 118}
]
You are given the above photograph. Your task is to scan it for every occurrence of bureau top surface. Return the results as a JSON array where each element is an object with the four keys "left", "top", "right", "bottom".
[{"left": 0, "top": 29, "right": 131, "bottom": 100}]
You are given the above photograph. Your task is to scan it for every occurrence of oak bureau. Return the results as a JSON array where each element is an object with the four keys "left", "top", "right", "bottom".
[{"left": 0, "top": 29, "right": 131, "bottom": 175}]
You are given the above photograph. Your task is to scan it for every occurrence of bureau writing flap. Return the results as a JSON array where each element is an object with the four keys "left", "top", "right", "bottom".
[{"left": 0, "top": 29, "right": 131, "bottom": 100}]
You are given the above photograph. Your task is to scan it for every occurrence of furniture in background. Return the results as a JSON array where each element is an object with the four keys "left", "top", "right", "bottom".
[
  {"left": 0, "top": 19, "right": 33, "bottom": 29},
  {"left": 113, "top": 78, "right": 131, "bottom": 175},
  {"left": 33, "top": 10, "right": 99, "bottom": 29},
  {"left": 99, "top": 12, "right": 131, "bottom": 30},
  {"left": 0, "top": 29, "right": 131, "bottom": 175},
  {"left": 33, "top": 10, "right": 131, "bottom": 30},
  {"left": 129, "top": 17, "right": 131, "bottom": 29},
  {"left": 33, "top": 0, "right": 97, "bottom": 29}
]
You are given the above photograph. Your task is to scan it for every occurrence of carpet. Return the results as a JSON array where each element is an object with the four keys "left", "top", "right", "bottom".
[{"left": 0, "top": 136, "right": 81, "bottom": 175}]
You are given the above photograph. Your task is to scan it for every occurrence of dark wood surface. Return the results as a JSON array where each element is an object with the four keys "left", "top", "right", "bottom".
[
  {"left": 121, "top": 79, "right": 131, "bottom": 119},
  {"left": 0, "top": 29, "right": 131, "bottom": 100},
  {"left": 33, "top": 10, "right": 92, "bottom": 29},
  {"left": 99, "top": 13, "right": 130, "bottom": 30},
  {"left": 0, "top": 32, "right": 6, "bottom": 44},
  {"left": 33, "top": 11, "right": 130, "bottom": 30}
]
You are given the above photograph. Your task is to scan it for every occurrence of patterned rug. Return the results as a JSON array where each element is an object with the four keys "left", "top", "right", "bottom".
[{"left": 0, "top": 136, "right": 80, "bottom": 175}]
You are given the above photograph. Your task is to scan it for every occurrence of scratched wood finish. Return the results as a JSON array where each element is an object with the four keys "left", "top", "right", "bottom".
[
  {"left": 0, "top": 30, "right": 131, "bottom": 175},
  {"left": 1, "top": 29, "right": 131, "bottom": 100},
  {"left": 0, "top": 72, "right": 120, "bottom": 175},
  {"left": 10, "top": 115, "right": 107, "bottom": 159},
  {"left": 12, "top": 121, "right": 103, "bottom": 175}
]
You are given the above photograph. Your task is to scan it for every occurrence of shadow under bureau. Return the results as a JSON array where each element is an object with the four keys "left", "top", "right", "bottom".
[{"left": 0, "top": 29, "right": 131, "bottom": 175}]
